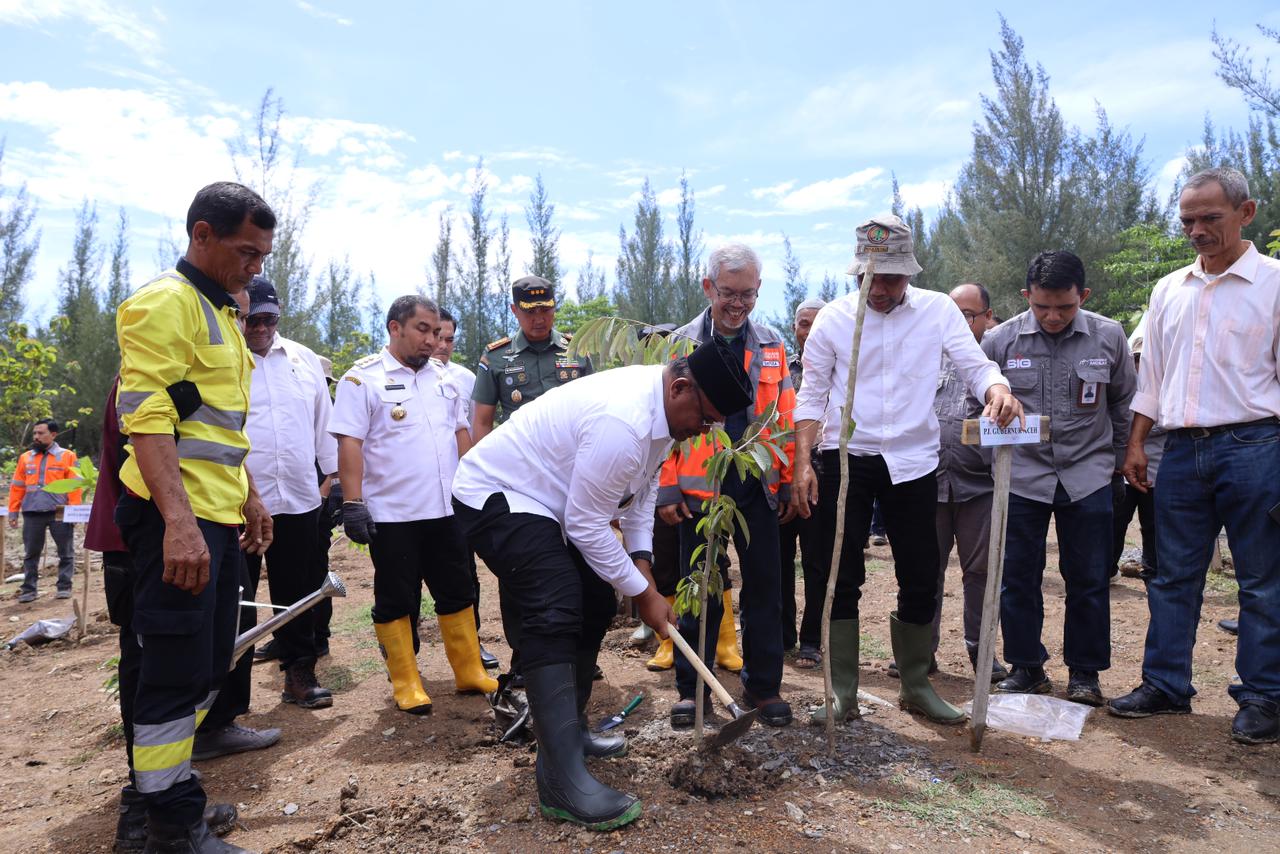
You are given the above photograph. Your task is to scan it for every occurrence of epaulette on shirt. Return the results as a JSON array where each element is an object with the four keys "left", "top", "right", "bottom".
[
  {"left": 353, "top": 353, "right": 380, "bottom": 368},
  {"left": 486, "top": 336, "right": 512, "bottom": 352}
]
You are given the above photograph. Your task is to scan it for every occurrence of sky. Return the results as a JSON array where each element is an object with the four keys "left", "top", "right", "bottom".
[{"left": 1, "top": 0, "right": 1278, "bottom": 326}]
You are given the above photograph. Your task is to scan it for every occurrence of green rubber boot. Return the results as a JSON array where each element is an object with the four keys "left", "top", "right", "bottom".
[
  {"left": 810, "top": 619, "right": 860, "bottom": 725},
  {"left": 890, "top": 612, "right": 965, "bottom": 724}
]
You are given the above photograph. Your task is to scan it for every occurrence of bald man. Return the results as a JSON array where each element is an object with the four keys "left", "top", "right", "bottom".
[{"left": 891, "top": 283, "right": 1008, "bottom": 682}]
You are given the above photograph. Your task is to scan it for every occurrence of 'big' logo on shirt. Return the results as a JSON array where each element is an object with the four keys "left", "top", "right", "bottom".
[{"left": 1006, "top": 358, "right": 1032, "bottom": 369}]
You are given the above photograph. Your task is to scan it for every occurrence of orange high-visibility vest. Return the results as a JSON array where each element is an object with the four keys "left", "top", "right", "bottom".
[
  {"left": 8, "top": 444, "right": 82, "bottom": 513},
  {"left": 657, "top": 310, "right": 796, "bottom": 511}
]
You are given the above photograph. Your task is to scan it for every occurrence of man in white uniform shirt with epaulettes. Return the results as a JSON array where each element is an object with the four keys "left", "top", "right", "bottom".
[{"left": 329, "top": 295, "right": 497, "bottom": 718}]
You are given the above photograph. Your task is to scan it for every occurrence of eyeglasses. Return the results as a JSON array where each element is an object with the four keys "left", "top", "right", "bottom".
[
  {"left": 246, "top": 315, "right": 280, "bottom": 329},
  {"left": 709, "top": 283, "right": 758, "bottom": 306},
  {"left": 960, "top": 310, "right": 986, "bottom": 322}
]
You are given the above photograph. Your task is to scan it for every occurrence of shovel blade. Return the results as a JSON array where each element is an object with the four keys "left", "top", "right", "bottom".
[{"left": 704, "top": 705, "right": 758, "bottom": 750}]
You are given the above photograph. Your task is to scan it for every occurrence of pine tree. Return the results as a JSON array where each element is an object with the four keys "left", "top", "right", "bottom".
[
  {"left": 427, "top": 206, "right": 453, "bottom": 305},
  {"left": 576, "top": 250, "right": 608, "bottom": 302},
  {"left": 817, "top": 273, "right": 840, "bottom": 303},
  {"left": 672, "top": 173, "right": 705, "bottom": 322},
  {"left": 0, "top": 147, "right": 39, "bottom": 328},
  {"left": 768, "top": 235, "right": 809, "bottom": 352},
  {"left": 51, "top": 202, "right": 116, "bottom": 455},
  {"left": 525, "top": 174, "right": 561, "bottom": 285},
  {"left": 313, "top": 258, "right": 368, "bottom": 353},
  {"left": 229, "top": 89, "right": 318, "bottom": 346},
  {"left": 615, "top": 179, "right": 674, "bottom": 324},
  {"left": 448, "top": 159, "right": 504, "bottom": 368}
]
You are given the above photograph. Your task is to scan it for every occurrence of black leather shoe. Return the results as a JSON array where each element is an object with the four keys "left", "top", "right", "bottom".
[
  {"left": 252, "top": 639, "right": 279, "bottom": 663},
  {"left": 480, "top": 645, "right": 500, "bottom": 670},
  {"left": 118, "top": 789, "right": 239, "bottom": 853},
  {"left": 1066, "top": 669, "right": 1105, "bottom": 706},
  {"left": 1218, "top": 618, "right": 1239, "bottom": 636},
  {"left": 966, "top": 648, "right": 1009, "bottom": 683},
  {"left": 1107, "top": 682, "right": 1191, "bottom": 718},
  {"left": 742, "top": 693, "right": 793, "bottom": 727},
  {"left": 283, "top": 661, "right": 333, "bottom": 709},
  {"left": 996, "top": 666, "right": 1051, "bottom": 695},
  {"left": 1232, "top": 701, "right": 1279, "bottom": 745}
]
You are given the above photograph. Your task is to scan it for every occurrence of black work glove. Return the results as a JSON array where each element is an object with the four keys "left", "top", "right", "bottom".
[
  {"left": 324, "top": 480, "right": 344, "bottom": 527},
  {"left": 342, "top": 500, "right": 377, "bottom": 545}
]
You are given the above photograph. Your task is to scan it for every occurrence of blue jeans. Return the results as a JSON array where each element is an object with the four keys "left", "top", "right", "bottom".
[
  {"left": 1144, "top": 423, "right": 1280, "bottom": 707},
  {"left": 1000, "top": 482, "right": 1112, "bottom": 671}
]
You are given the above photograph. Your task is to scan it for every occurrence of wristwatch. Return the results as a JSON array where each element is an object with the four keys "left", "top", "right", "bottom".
[{"left": 629, "top": 550, "right": 654, "bottom": 565}]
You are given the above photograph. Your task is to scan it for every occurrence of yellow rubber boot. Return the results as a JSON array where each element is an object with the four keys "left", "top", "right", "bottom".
[
  {"left": 715, "top": 590, "right": 744, "bottom": 673},
  {"left": 439, "top": 606, "right": 500, "bottom": 694},
  {"left": 645, "top": 596, "right": 676, "bottom": 671},
  {"left": 374, "top": 616, "right": 432, "bottom": 714}
]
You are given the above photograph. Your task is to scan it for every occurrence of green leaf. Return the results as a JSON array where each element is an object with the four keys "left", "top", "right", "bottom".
[
  {"left": 733, "top": 506, "right": 750, "bottom": 546},
  {"left": 40, "top": 477, "right": 84, "bottom": 494}
]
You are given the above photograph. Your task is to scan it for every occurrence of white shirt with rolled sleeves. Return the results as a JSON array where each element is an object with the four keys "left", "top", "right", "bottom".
[
  {"left": 1132, "top": 243, "right": 1280, "bottom": 430},
  {"left": 794, "top": 285, "right": 1008, "bottom": 484},
  {"left": 328, "top": 349, "right": 469, "bottom": 523},
  {"left": 451, "top": 365, "right": 673, "bottom": 598},
  {"left": 245, "top": 334, "right": 338, "bottom": 516}
]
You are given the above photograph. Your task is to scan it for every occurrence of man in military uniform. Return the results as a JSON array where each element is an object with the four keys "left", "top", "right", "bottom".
[
  {"left": 471, "top": 275, "right": 592, "bottom": 682},
  {"left": 471, "top": 276, "right": 592, "bottom": 443}
]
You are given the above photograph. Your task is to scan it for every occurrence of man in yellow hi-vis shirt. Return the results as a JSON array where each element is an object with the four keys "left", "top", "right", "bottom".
[{"left": 114, "top": 181, "right": 275, "bottom": 854}]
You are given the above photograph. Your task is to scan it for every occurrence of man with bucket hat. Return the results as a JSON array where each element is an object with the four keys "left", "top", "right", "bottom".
[
  {"left": 452, "top": 337, "right": 752, "bottom": 832},
  {"left": 790, "top": 215, "right": 1022, "bottom": 725}
]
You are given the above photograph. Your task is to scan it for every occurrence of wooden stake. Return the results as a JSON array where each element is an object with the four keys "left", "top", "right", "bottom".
[
  {"left": 819, "top": 257, "right": 874, "bottom": 754},
  {"left": 963, "top": 415, "right": 1050, "bottom": 752}
]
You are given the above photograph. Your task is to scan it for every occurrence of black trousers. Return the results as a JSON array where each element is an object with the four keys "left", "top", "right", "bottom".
[
  {"left": 650, "top": 512, "right": 682, "bottom": 597},
  {"left": 818, "top": 451, "right": 940, "bottom": 624},
  {"left": 103, "top": 551, "right": 141, "bottom": 772},
  {"left": 115, "top": 495, "right": 241, "bottom": 826},
  {"left": 1112, "top": 478, "right": 1158, "bottom": 577},
  {"left": 368, "top": 516, "right": 474, "bottom": 652},
  {"left": 314, "top": 497, "right": 339, "bottom": 644},
  {"left": 203, "top": 555, "right": 256, "bottom": 731},
  {"left": 674, "top": 482, "right": 783, "bottom": 700},
  {"left": 780, "top": 509, "right": 824, "bottom": 649},
  {"left": 453, "top": 494, "right": 616, "bottom": 671},
  {"left": 244, "top": 509, "right": 324, "bottom": 669}
]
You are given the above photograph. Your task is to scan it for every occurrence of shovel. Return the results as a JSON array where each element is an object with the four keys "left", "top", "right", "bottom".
[
  {"left": 666, "top": 623, "right": 758, "bottom": 749},
  {"left": 595, "top": 692, "right": 644, "bottom": 732}
]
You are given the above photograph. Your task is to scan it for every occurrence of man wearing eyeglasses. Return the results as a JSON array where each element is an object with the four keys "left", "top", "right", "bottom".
[
  {"left": 240, "top": 277, "right": 338, "bottom": 709},
  {"left": 657, "top": 242, "right": 797, "bottom": 728}
]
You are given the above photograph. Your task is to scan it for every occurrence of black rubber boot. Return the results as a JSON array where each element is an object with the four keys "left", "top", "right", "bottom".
[
  {"left": 142, "top": 818, "right": 254, "bottom": 854},
  {"left": 577, "top": 651, "right": 626, "bottom": 758},
  {"left": 526, "top": 662, "right": 642, "bottom": 831}
]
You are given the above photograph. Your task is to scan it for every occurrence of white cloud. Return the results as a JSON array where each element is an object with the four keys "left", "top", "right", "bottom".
[
  {"left": 773, "top": 168, "right": 883, "bottom": 214},
  {"left": 750, "top": 180, "right": 794, "bottom": 200},
  {"left": 0, "top": 0, "right": 165, "bottom": 69},
  {"left": 898, "top": 179, "right": 950, "bottom": 211},
  {"left": 294, "top": 0, "right": 353, "bottom": 27}
]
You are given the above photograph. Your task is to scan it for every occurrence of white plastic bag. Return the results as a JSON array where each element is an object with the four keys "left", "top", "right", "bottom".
[{"left": 962, "top": 693, "right": 1093, "bottom": 741}]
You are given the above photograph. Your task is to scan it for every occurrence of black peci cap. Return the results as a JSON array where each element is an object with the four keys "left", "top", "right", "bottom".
[{"left": 687, "top": 337, "right": 753, "bottom": 417}]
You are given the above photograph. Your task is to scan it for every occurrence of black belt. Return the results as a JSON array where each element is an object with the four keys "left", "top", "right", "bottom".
[{"left": 1173, "top": 417, "right": 1280, "bottom": 440}]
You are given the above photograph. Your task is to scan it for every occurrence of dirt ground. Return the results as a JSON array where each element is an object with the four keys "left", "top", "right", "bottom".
[{"left": 0, "top": 519, "right": 1274, "bottom": 854}]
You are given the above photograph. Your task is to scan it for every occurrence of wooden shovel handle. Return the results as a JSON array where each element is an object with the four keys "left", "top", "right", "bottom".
[{"left": 666, "top": 622, "right": 736, "bottom": 709}]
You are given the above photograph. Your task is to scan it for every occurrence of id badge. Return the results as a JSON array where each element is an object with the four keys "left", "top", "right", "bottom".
[{"left": 1078, "top": 381, "right": 1099, "bottom": 407}]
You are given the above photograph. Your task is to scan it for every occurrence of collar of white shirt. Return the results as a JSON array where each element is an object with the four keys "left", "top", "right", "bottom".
[{"left": 1186, "top": 240, "right": 1262, "bottom": 285}]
